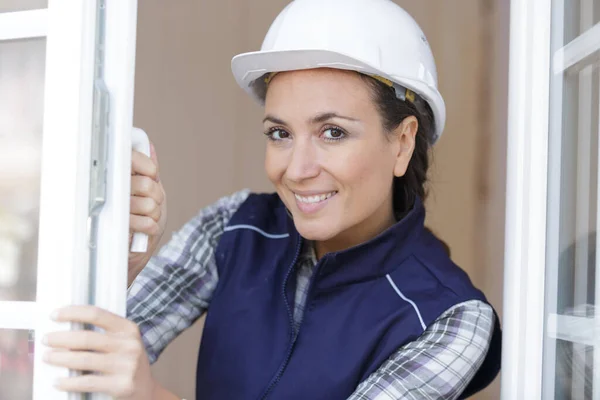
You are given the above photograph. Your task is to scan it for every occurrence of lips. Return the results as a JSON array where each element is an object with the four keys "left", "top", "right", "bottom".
[
  {"left": 294, "top": 191, "right": 337, "bottom": 204},
  {"left": 292, "top": 190, "right": 338, "bottom": 214}
]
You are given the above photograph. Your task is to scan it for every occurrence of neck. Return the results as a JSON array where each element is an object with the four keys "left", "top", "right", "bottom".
[{"left": 314, "top": 202, "right": 397, "bottom": 260}]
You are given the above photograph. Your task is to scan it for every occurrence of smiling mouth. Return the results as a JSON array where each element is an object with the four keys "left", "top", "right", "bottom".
[{"left": 294, "top": 191, "right": 338, "bottom": 204}]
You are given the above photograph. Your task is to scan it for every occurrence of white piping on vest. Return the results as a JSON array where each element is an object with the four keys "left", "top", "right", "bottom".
[
  {"left": 224, "top": 224, "right": 290, "bottom": 239},
  {"left": 385, "top": 274, "right": 427, "bottom": 331}
]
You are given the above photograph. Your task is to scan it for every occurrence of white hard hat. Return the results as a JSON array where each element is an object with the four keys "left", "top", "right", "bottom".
[{"left": 231, "top": 0, "right": 446, "bottom": 143}]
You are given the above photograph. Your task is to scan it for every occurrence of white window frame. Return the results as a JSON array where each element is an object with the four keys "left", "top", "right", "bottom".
[
  {"left": 0, "top": 1, "right": 140, "bottom": 399},
  {"left": 503, "top": 0, "right": 600, "bottom": 398},
  {"left": 33, "top": 2, "right": 98, "bottom": 398},
  {"left": 93, "top": 0, "right": 140, "bottom": 321},
  {"left": 0, "top": 9, "right": 48, "bottom": 41},
  {"left": 501, "top": 0, "right": 552, "bottom": 398}
]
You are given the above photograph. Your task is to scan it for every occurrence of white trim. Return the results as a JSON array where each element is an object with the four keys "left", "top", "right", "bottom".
[
  {"left": 385, "top": 274, "right": 426, "bottom": 331},
  {"left": 0, "top": 9, "right": 48, "bottom": 41},
  {"left": 0, "top": 301, "right": 37, "bottom": 330},
  {"left": 547, "top": 314, "right": 596, "bottom": 346},
  {"left": 574, "top": 67, "right": 593, "bottom": 307},
  {"left": 501, "top": 0, "right": 552, "bottom": 399},
  {"left": 93, "top": 0, "right": 140, "bottom": 326},
  {"left": 589, "top": 12, "right": 600, "bottom": 399},
  {"left": 553, "top": 22, "right": 600, "bottom": 74},
  {"left": 595, "top": 45, "right": 600, "bottom": 400},
  {"left": 32, "top": 1, "right": 98, "bottom": 398},
  {"left": 590, "top": 60, "right": 600, "bottom": 399},
  {"left": 572, "top": 5, "right": 595, "bottom": 399},
  {"left": 224, "top": 224, "right": 290, "bottom": 239},
  {"left": 541, "top": 0, "right": 566, "bottom": 396}
]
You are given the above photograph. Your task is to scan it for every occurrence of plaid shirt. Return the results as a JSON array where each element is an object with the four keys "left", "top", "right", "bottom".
[{"left": 127, "top": 190, "right": 495, "bottom": 400}]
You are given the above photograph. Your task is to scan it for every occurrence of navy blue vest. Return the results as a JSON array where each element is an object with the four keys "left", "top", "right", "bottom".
[{"left": 196, "top": 193, "right": 501, "bottom": 399}]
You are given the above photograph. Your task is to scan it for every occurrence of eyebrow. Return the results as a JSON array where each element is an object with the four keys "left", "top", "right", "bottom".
[{"left": 263, "top": 112, "right": 360, "bottom": 125}]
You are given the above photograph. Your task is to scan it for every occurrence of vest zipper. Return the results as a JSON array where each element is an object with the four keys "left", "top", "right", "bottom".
[{"left": 259, "top": 234, "right": 303, "bottom": 400}]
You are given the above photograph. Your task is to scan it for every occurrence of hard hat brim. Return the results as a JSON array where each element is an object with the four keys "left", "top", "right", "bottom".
[{"left": 231, "top": 48, "right": 445, "bottom": 142}]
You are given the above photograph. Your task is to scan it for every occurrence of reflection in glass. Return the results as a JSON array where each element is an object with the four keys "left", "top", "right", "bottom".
[
  {"left": 0, "top": 38, "right": 45, "bottom": 302},
  {"left": 0, "top": 329, "right": 33, "bottom": 400}
]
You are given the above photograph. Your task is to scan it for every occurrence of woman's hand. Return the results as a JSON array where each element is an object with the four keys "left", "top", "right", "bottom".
[
  {"left": 43, "top": 305, "right": 156, "bottom": 399},
  {"left": 128, "top": 142, "right": 167, "bottom": 285}
]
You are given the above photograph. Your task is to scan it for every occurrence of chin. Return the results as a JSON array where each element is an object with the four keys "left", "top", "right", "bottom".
[{"left": 293, "top": 217, "right": 339, "bottom": 241}]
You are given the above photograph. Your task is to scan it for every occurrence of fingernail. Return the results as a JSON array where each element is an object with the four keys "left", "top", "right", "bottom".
[
  {"left": 42, "top": 335, "right": 48, "bottom": 345},
  {"left": 50, "top": 310, "right": 59, "bottom": 321}
]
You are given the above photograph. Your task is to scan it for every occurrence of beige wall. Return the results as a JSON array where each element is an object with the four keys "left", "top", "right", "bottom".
[{"left": 133, "top": 1, "right": 509, "bottom": 399}]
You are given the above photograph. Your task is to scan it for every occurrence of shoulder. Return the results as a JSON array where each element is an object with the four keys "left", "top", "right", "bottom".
[
  {"left": 382, "top": 228, "right": 490, "bottom": 332},
  {"left": 225, "top": 191, "right": 289, "bottom": 233},
  {"left": 230, "top": 191, "right": 285, "bottom": 215},
  {"left": 186, "top": 189, "right": 252, "bottom": 230},
  {"left": 164, "top": 189, "right": 253, "bottom": 255},
  {"left": 409, "top": 228, "right": 484, "bottom": 299}
]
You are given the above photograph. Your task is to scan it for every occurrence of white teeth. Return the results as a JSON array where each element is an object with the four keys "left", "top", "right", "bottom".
[{"left": 294, "top": 191, "right": 336, "bottom": 204}]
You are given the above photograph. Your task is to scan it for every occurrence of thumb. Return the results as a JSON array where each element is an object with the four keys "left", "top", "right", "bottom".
[
  {"left": 149, "top": 142, "right": 158, "bottom": 164},
  {"left": 149, "top": 142, "right": 161, "bottom": 182}
]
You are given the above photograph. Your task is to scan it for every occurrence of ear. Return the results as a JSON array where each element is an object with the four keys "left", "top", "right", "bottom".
[{"left": 392, "top": 116, "right": 418, "bottom": 177}]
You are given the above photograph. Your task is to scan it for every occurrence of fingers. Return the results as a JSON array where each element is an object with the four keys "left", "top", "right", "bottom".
[
  {"left": 44, "top": 351, "right": 117, "bottom": 374},
  {"left": 53, "top": 374, "right": 136, "bottom": 397},
  {"left": 131, "top": 196, "right": 161, "bottom": 222},
  {"left": 54, "top": 374, "right": 113, "bottom": 394},
  {"left": 149, "top": 142, "right": 159, "bottom": 173},
  {"left": 132, "top": 150, "right": 158, "bottom": 181},
  {"left": 131, "top": 175, "right": 165, "bottom": 205},
  {"left": 51, "top": 306, "right": 139, "bottom": 336},
  {"left": 45, "top": 306, "right": 152, "bottom": 398},
  {"left": 44, "top": 330, "right": 120, "bottom": 353},
  {"left": 130, "top": 214, "right": 161, "bottom": 236}
]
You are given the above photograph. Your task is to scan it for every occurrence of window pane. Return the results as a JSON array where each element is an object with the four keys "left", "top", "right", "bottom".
[
  {"left": 0, "top": 329, "right": 34, "bottom": 400},
  {"left": 559, "top": 0, "right": 600, "bottom": 46},
  {"left": 0, "top": 1, "right": 47, "bottom": 13},
  {"left": 555, "top": 338, "right": 594, "bottom": 399},
  {"left": 553, "top": 66, "right": 599, "bottom": 314},
  {"left": 547, "top": 65, "right": 600, "bottom": 400},
  {"left": 0, "top": 38, "right": 45, "bottom": 302},
  {"left": 544, "top": 0, "right": 600, "bottom": 398}
]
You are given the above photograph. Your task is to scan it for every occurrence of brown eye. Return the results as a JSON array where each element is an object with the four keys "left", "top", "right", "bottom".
[
  {"left": 266, "top": 129, "right": 291, "bottom": 141},
  {"left": 323, "top": 127, "right": 346, "bottom": 141}
]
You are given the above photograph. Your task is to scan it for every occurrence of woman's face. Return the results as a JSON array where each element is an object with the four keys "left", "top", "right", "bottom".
[{"left": 263, "top": 69, "right": 415, "bottom": 252}]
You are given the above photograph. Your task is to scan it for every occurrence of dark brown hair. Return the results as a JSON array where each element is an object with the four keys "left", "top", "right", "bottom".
[{"left": 359, "top": 74, "right": 435, "bottom": 217}]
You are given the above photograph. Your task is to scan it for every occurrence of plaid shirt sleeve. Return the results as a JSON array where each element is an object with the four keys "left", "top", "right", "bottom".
[
  {"left": 126, "top": 189, "right": 250, "bottom": 364},
  {"left": 348, "top": 300, "right": 495, "bottom": 400}
]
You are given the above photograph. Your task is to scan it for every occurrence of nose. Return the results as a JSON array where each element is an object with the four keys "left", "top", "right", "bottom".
[{"left": 285, "top": 138, "right": 320, "bottom": 183}]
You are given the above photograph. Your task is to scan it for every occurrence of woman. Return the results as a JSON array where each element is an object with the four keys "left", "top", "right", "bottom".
[{"left": 43, "top": 0, "right": 501, "bottom": 398}]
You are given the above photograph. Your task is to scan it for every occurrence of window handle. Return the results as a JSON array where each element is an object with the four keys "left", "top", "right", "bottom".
[{"left": 130, "top": 127, "right": 150, "bottom": 253}]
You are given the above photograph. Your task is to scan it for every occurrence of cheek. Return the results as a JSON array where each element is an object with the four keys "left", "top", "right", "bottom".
[
  {"left": 264, "top": 147, "right": 287, "bottom": 184},
  {"left": 331, "top": 142, "right": 395, "bottom": 194}
]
